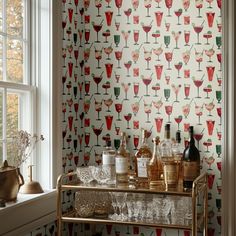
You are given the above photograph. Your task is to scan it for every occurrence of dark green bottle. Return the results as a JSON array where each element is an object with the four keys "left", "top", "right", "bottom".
[{"left": 183, "top": 126, "right": 200, "bottom": 190}]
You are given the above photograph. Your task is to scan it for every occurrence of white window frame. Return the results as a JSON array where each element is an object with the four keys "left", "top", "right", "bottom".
[
  {"left": 0, "top": 0, "right": 62, "bottom": 234},
  {"left": 0, "top": 0, "right": 35, "bottom": 172}
]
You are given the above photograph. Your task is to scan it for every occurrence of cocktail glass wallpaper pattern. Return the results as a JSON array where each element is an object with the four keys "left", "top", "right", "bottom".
[{"left": 59, "top": 0, "right": 222, "bottom": 235}]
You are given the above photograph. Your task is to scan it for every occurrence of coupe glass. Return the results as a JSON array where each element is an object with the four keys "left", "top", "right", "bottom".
[
  {"left": 76, "top": 166, "right": 94, "bottom": 184},
  {"left": 90, "top": 166, "right": 111, "bottom": 184}
]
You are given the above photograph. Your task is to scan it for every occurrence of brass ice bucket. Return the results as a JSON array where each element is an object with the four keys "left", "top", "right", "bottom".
[{"left": 0, "top": 160, "right": 24, "bottom": 202}]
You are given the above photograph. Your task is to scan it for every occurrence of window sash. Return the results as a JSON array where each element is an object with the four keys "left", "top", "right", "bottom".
[{"left": 0, "top": 0, "right": 32, "bottom": 169}]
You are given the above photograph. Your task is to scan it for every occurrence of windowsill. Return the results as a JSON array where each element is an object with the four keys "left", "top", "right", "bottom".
[{"left": 0, "top": 189, "right": 57, "bottom": 236}]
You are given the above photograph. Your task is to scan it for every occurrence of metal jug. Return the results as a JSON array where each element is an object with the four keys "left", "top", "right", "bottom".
[{"left": 0, "top": 160, "right": 24, "bottom": 202}]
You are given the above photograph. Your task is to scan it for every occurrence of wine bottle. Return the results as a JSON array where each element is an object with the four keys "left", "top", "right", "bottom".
[
  {"left": 135, "top": 129, "right": 152, "bottom": 187},
  {"left": 115, "top": 132, "right": 129, "bottom": 184},
  {"left": 147, "top": 136, "right": 162, "bottom": 188},
  {"left": 183, "top": 126, "right": 200, "bottom": 190}
]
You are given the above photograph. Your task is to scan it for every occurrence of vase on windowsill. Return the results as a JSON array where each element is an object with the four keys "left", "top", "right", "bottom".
[{"left": 0, "top": 160, "right": 24, "bottom": 202}]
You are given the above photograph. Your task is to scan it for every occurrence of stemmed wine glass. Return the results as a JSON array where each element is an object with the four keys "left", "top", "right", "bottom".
[
  {"left": 193, "top": 21, "right": 204, "bottom": 45},
  {"left": 142, "top": 74, "right": 152, "bottom": 96},
  {"left": 115, "top": 49, "right": 123, "bottom": 68},
  {"left": 165, "top": 103, "right": 173, "bottom": 123},
  {"left": 144, "top": 48, "right": 152, "bottom": 70},
  {"left": 115, "top": 192, "right": 127, "bottom": 221},
  {"left": 115, "top": 101, "right": 123, "bottom": 121},
  {"left": 92, "top": 124, "right": 104, "bottom": 146},
  {"left": 144, "top": 0, "right": 152, "bottom": 17},
  {"left": 165, "top": 0, "right": 173, "bottom": 16},
  {"left": 124, "top": 113, "right": 132, "bottom": 129},
  {"left": 195, "top": 0, "right": 203, "bottom": 18},
  {"left": 115, "top": 0, "right": 123, "bottom": 16},
  {"left": 94, "top": 46, "right": 103, "bottom": 69},
  {"left": 95, "top": 0, "right": 102, "bottom": 17},
  {"left": 109, "top": 192, "right": 119, "bottom": 220},
  {"left": 93, "top": 72, "right": 103, "bottom": 95},
  {"left": 174, "top": 115, "right": 182, "bottom": 131},
  {"left": 142, "top": 21, "right": 153, "bottom": 44},
  {"left": 165, "top": 50, "right": 173, "bottom": 70},
  {"left": 94, "top": 98, "right": 102, "bottom": 120},
  {"left": 195, "top": 102, "right": 204, "bottom": 125},
  {"left": 193, "top": 75, "right": 204, "bottom": 98}
]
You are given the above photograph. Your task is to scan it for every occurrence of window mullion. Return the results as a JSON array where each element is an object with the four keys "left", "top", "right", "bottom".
[
  {"left": 2, "top": 0, "right": 7, "bottom": 82},
  {"left": 2, "top": 88, "right": 7, "bottom": 161}
]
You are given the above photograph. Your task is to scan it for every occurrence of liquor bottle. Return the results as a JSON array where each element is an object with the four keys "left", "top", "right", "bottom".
[
  {"left": 135, "top": 129, "right": 152, "bottom": 187},
  {"left": 160, "top": 124, "right": 178, "bottom": 189},
  {"left": 183, "top": 126, "right": 200, "bottom": 191},
  {"left": 147, "top": 136, "right": 161, "bottom": 188},
  {"left": 102, "top": 140, "right": 116, "bottom": 184},
  {"left": 172, "top": 131, "right": 183, "bottom": 184},
  {"left": 115, "top": 132, "right": 129, "bottom": 184}
]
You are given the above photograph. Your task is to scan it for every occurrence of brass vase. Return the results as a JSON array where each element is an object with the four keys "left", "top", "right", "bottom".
[{"left": 0, "top": 160, "right": 24, "bottom": 202}]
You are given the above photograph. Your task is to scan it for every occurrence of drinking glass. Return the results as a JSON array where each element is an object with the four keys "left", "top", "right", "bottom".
[
  {"left": 115, "top": 192, "right": 128, "bottom": 221},
  {"left": 76, "top": 166, "right": 94, "bottom": 184},
  {"left": 164, "top": 88, "right": 170, "bottom": 101},
  {"left": 109, "top": 192, "right": 119, "bottom": 220}
]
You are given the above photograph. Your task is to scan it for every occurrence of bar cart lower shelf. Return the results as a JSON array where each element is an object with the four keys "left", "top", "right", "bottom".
[{"left": 57, "top": 172, "right": 208, "bottom": 236}]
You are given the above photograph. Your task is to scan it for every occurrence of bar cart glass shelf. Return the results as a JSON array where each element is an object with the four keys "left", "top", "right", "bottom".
[{"left": 57, "top": 172, "right": 208, "bottom": 236}]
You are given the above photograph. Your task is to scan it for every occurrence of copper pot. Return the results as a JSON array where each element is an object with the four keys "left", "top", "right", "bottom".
[{"left": 0, "top": 160, "right": 24, "bottom": 202}]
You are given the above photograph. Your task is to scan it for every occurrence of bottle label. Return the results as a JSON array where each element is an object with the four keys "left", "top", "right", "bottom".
[
  {"left": 116, "top": 157, "right": 128, "bottom": 174},
  {"left": 103, "top": 154, "right": 115, "bottom": 165},
  {"left": 163, "top": 163, "right": 178, "bottom": 185},
  {"left": 137, "top": 157, "right": 150, "bottom": 178},
  {"left": 183, "top": 161, "right": 200, "bottom": 181}
]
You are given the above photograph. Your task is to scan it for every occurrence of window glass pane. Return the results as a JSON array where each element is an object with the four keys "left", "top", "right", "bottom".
[
  {"left": 7, "top": 0, "right": 24, "bottom": 37},
  {"left": 6, "top": 93, "right": 19, "bottom": 138},
  {"left": 0, "top": 35, "right": 3, "bottom": 81},
  {"left": 7, "top": 39, "right": 23, "bottom": 83},
  {"left": 0, "top": 0, "right": 2, "bottom": 32}
]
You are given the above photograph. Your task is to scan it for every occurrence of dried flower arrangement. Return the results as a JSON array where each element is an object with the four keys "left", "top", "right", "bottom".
[{"left": 8, "top": 130, "right": 44, "bottom": 167}]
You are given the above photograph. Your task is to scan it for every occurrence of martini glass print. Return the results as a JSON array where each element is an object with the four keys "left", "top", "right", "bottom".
[
  {"left": 92, "top": 74, "right": 102, "bottom": 95},
  {"left": 93, "top": 21, "right": 103, "bottom": 43}
]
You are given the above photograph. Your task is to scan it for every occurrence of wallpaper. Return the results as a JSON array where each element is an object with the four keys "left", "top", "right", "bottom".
[{"left": 31, "top": 0, "right": 222, "bottom": 235}]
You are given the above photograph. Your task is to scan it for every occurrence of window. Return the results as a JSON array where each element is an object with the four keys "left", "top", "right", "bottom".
[{"left": 0, "top": 0, "right": 35, "bottom": 176}]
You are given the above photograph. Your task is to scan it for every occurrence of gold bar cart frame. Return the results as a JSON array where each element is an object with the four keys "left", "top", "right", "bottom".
[{"left": 57, "top": 172, "right": 208, "bottom": 236}]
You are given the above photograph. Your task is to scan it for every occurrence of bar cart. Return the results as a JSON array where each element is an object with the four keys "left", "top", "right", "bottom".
[{"left": 56, "top": 172, "right": 208, "bottom": 236}]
